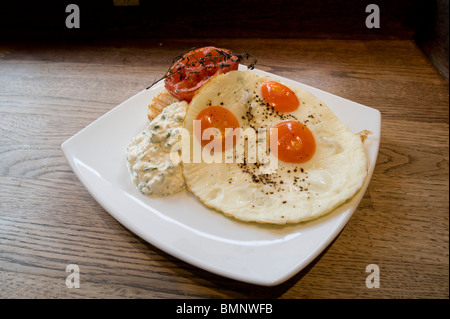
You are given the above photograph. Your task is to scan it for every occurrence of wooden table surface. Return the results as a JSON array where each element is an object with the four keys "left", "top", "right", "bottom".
[{"left": 0, "top": 38, "right": 448, "bottom": 299}]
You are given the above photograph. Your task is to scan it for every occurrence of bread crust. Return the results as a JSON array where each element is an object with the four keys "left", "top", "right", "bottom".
[{"left": 147, "top": 89, "right": 180, "bottom": 121}]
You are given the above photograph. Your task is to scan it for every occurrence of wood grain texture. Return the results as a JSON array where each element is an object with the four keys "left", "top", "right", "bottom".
[{"left": 0, "top": 38, "right": 448, "bottom": 299}]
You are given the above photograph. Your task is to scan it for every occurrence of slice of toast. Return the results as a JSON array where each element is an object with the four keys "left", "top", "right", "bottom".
[{"left": 147, "top": 89, "right": 180, "bottom": 121}]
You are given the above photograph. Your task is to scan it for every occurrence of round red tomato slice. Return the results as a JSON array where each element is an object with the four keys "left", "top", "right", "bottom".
[{"left": 164, "top": 46, "right": 240, "bottom": 102}]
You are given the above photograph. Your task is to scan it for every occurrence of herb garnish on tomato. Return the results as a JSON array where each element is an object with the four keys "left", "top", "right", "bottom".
[{"left": 147, "top": 46, "right": 257, "bottom": 102}]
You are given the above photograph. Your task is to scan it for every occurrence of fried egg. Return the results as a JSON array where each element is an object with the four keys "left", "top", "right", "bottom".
[{"left": 182, "top": 70, "right": 367, "bottom": 224}]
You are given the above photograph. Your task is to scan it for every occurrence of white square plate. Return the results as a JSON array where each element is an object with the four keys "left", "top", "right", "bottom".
[{"left": 61, "top": 67, "right": 381, "bottom": 286}]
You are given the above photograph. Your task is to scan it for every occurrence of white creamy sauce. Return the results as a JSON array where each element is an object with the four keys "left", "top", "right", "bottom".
[{"left": 127, "top": 101, "right": 188, "bottom": 196}]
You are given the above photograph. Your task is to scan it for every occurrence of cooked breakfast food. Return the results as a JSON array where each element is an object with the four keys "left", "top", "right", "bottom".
[
  {"left": 127, "top": 101, "right": 188, "bottom": 196},
  {"left": 163, "top": 46, "right": 241, "bottom": 102},
  {"left": 129, "top": 46, "right": 245, "bottom": 197},
  {"left": 147, "top": 89, "right": 179, "bottom": 122},
  {"left": 183, "top": 70, "right": 367, "bottom": 224},
  {"left": 147, "top": 46, "right": 251, "bottom": 125},
  {"left": 126, "top": 46, "right": 368, "bottom": 224}
]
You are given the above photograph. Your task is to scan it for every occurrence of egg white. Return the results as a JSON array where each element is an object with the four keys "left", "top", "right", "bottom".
[{"left": 182, "top": 70, "right": 367, "bottom": 224}]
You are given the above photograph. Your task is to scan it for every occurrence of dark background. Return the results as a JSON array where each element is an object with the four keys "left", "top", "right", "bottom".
[{"left": 0, "top": 0, "right": 448, "bottom": 80}]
